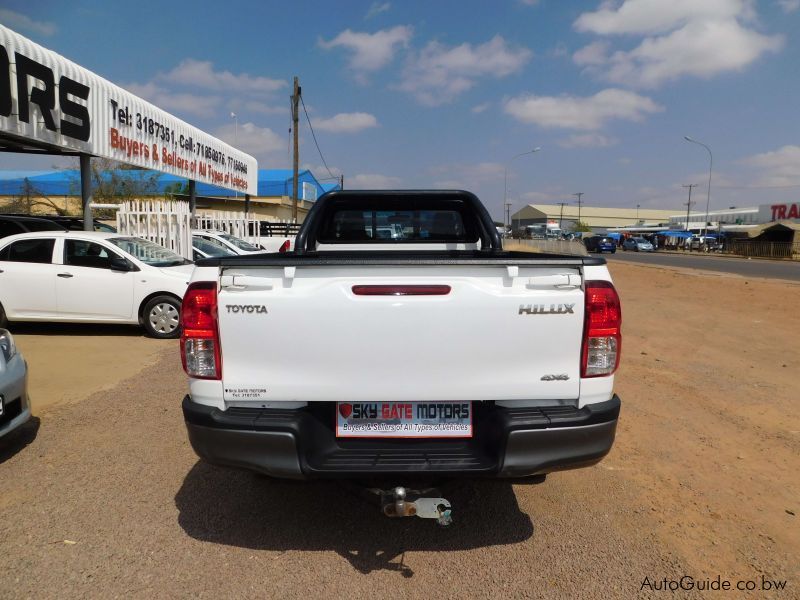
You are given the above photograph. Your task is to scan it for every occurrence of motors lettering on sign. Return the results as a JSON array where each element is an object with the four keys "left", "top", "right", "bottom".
[
  {"left": 416, "top": 403, "right": 470, "bottom": 420},
  {"left": 0, "top": 43, "right": 91, "bottom": 142}
]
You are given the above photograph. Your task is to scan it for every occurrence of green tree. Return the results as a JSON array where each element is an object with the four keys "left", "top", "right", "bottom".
[{"left": 573, "top": 220, "right": 592, "bottom": 232}]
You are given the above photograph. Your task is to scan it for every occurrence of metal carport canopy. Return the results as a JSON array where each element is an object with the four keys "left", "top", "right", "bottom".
[{"left": 0, "top": 24, "right": 257, "bottom": 228}]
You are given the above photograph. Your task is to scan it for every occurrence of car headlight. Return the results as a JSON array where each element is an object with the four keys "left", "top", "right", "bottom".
[{"left": 0, "top": 329, "right": 17, "bottom": 362}]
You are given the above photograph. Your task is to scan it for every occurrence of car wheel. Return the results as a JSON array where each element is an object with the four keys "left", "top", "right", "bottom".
[{"left": 142, "top": 295, "right": 181, "bottom": 339}]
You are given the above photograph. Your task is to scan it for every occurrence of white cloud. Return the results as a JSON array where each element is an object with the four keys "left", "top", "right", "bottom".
[
  {"left": 0, "top": 9, "right": 56, "bottom": 36},
  {"left": 574, "top": 0, "right": 750, "bottom": 35},
  {"left": 213, "top": 122, "right": 285, "bottom": 161},
  {"left": 778, "top": 0, "right": 800, "bottom": 13},
  {"left": 471, "top": 102, "right": 491, "bottom": 113},
  {"left": 123, "top": 82, "right": 222, "bottom": 118},
  {"left": 319, "top": 26, "right": 413, "bottom": 74},
  {"left": 311, "top": 112, "right": 379, "bottom": 133},
  {"left": 365, "top": 2, "right": 391, "bottom": 19},
  {"left": 398, "top": 35, "right": 532, "bottom": 105},
  {"left": 504, "top": 88, "right": 662, "bottom": 130},
  {"left": 573, "top": 0, "right": 783, "bottom": 87},
  {"left": 158, "top": 59, "right": 286, "bottom": 93},
  {"left": 347, "top": 173, "right": 403, "bottom": 188},
  {"left": 558, "top": 133, "right": 618, "bottom": 148},
  {"left": 573, "top": 41, "right": 611, "bottom": 66},
  {"left": 740, "top": 145, "right": 800, "bottom": 186}
]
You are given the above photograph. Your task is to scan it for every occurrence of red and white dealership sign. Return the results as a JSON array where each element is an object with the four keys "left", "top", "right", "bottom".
[{"left": 0, "top": 25, "right": 257, "bottom": 194}]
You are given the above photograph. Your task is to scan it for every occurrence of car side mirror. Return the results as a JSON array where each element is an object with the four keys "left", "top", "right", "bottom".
[{"left": 109, "top": 256, "right": 133, "bottom": 271}]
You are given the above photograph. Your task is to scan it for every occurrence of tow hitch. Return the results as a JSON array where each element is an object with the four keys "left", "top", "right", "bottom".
[{"left": 375, "top": 486, "right": 453, "bottom": 526}]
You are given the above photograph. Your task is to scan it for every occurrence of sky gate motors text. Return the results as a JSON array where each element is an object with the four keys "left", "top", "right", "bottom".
[{"left": 344, "top": 403, "right": 471, "bottom": 420}]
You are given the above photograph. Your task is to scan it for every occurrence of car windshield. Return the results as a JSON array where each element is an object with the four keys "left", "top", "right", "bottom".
[
  {"left": 217, "top": 232, "right": 261, "bottom": 252},
  {"left": 108, "top": 237, "right": 188, "bottom": 266},
  {"left": 634, "top": 238, "right": 648, "bottom": 243},
  {"left": 193, "top": 237, "right": 237, "bottom": 257}
]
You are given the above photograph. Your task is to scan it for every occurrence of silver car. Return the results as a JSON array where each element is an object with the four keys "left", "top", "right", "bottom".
[{"left": 0, "top": 329, "right": 30, "bottom": 439}]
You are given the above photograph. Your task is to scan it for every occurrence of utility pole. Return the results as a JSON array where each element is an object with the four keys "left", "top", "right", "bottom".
[
  {"left": 557, "top": 202, "right": 567, "bottom": 229},
  {"left": 340, "top": 174, "right": 344, "bottom": 190},
  {"left": 291, "top": 77, "right": 301, "bottom": 222},
  {"left": 572, "top": 192, "right": 584, "bottom": 226},
  {"left": 682, "top": 183, "right": 698, "bottom": 231},
  {"left": 505, "top": 202, "right": 512, "bottom": 231}
]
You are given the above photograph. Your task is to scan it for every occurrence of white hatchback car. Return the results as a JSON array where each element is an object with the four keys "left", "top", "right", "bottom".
[{"left": 0, "top": 232, "right": 193, "bottom": 338}]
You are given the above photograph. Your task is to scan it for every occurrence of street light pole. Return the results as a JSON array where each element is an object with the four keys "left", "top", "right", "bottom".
[
  {"left": 504, "top": 147, "right": 541, "bottom": 230},
  {"left": 684, "top": 136, "right": 713, "bottom": 237}
]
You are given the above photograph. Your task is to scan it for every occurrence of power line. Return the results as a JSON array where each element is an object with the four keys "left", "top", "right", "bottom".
[
  {"left": 299, "top": 94, "right": 337, "bottom": 181},
  {"left": 714, "top": 183, "right": 800, "bottom": 190}
]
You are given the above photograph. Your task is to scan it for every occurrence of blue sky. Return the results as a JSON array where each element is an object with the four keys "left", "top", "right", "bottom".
[{"left": 1, "top": 0, "right": 799, "bottom": 220}]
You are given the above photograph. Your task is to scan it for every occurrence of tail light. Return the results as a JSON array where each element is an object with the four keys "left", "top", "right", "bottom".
[
  {"left": 180, "top": 282, "right": 221, "bottom": 379},
  {"left": 278, "top": 239, "right": 290, "bottom": 253},
  {"left": 581, "top": 281, "right": 621, "bottom": 377}
]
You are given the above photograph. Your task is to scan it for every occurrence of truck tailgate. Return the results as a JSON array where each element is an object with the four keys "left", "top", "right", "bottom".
[{"left": 216, "top": 264, "right": 585, "bottom": 403}]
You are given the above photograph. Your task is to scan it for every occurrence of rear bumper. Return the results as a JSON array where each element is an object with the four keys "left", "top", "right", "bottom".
[{"left": 182, "top": 395, "right": 620, "bottom": 480}]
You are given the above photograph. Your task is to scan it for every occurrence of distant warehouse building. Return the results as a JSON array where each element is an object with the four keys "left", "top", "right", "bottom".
[{"left": 511, "top": 204, "right": 675, "bottom": 233}]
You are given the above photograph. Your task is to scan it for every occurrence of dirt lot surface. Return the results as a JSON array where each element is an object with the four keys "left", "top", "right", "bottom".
[
  {"left": 10, "top": 323, "right": 172, "bottom": 412},
  {"left": 1, "top": 262, "right": 798, "bottom": 598}
]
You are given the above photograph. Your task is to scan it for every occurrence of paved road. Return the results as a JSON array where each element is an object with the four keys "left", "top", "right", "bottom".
[{"left": 606, "top": 250, "right": 800, "bottom": 281}]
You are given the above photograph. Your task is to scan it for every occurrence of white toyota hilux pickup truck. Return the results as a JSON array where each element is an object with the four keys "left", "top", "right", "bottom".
[{"left": 181, "top": 191, "right": 621, "bottom": 522}]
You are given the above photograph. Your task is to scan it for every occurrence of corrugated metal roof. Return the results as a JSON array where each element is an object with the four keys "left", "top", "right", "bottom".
[
  {"left": 0, "top": 168, "right": 339, "bottom": 198},
  {"left": 747, "top": 220, "right": 800, "bottom": 237}
]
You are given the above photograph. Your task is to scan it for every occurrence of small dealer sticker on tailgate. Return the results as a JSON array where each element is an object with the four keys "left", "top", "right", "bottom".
[
  {"left": 336, "top": 402, "right": 473, "bottom": 438},
  {"left": 224, "top": 387, "right": 269, "bottom": 401}
]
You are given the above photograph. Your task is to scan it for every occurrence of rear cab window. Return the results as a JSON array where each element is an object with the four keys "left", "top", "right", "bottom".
[
  {"left": 0, "top": 238, "right": 56, "bottom": 263},
  {"left": 316, "top": 197, "right": 481, "bottom": 244}
]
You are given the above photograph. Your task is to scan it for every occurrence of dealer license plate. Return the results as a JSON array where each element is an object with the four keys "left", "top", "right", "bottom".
[{"left": 336, "top": 401, "right": 472, "bottom": 438}]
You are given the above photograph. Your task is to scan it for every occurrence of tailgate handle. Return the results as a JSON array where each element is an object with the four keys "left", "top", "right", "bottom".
[
  {"left": 220, "top": 274, "right": 274, "bottom": 290},
  {"left": 526, "top": 274, "right": 581, "bottom": 289}
]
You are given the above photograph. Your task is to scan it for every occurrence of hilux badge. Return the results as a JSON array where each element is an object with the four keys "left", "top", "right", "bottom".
[{"left": 519, "top": 303, "right": 575, "bottom": 315}]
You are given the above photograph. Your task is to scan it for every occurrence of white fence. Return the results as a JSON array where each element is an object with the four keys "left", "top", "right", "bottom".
[
  {"left": 195, "top": 210, "right": 261, "bottom": 247},
  {"left": 116, "top": 200, "right": 193, "bottom": 259},
  {"left": 116, "top": 200, "right": 290, "bottom": 259}
]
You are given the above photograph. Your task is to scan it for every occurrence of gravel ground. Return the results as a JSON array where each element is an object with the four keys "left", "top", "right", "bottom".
[{"left": 0, "top": 262, "right": 797, "bottom": 598}]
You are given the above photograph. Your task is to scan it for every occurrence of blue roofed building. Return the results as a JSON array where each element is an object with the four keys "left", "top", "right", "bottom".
[{"left": 0, "top": 167, "right": 340, "bottom": 221}]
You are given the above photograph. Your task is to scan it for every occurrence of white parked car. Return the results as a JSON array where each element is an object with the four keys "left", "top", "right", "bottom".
[
  {"left": 0, "top": 328, "right": 30, "bottom": 440},
  {"left": 191, "top": 230, "right": 266, "bottom": 256},
  {"left": 0, "top": 232, "right": 193, "bottom": 338},
  {"left": 191, "top": 235, "right": 238, "bottom": 261}
]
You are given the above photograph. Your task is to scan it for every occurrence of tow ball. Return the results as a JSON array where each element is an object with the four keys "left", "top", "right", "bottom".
[{"left": 378, "top": 486, "right": 453, "bottom": 526}]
